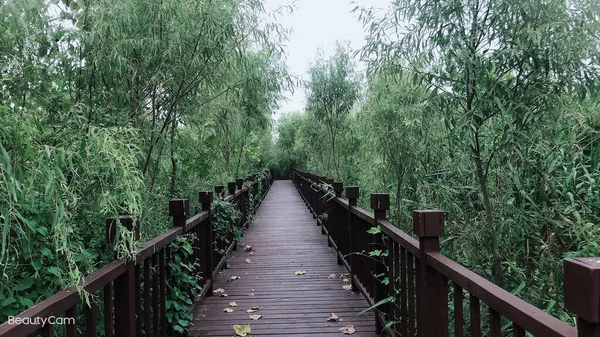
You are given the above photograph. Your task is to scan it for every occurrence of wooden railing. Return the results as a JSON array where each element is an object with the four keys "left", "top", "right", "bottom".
[
  {"left": 293, "top": 168, "right": 599, "bottom": 337},
  {"left": 0, "top": 170, "right": 272, "bottom": 337}
]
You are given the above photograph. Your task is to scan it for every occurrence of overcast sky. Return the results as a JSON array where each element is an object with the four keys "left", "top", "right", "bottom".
[{"left": 263, "top": 0, "right": 390, "bottom": 120}]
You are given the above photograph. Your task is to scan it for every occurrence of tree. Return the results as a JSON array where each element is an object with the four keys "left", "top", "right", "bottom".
[
  {"left": 358, "top": 0, "right": 600, "bottom": 287},
  {"left": 306, "top": 44, "right": 360, "bottom": 180}
]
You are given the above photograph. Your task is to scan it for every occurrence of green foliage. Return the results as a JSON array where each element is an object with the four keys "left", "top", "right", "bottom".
[
  {"left": 274, "top": 0, "right": 600, "bottom": 325},
  {"left": 212, "top": 199, "right": 242, "bottom": 255},
  {"left": 305, "top": 44, "right": 360, "bottom": 179},
  {"left": 0, "top": 0, "right": 288, "bottom": 326},
  {"left": 166, "top": 234, "right": 202, "bottom": 335}
]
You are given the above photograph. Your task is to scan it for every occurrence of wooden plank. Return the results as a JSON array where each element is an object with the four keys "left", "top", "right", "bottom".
[{"left": 191, "top": 180, "right": 378, "bottom": 336}]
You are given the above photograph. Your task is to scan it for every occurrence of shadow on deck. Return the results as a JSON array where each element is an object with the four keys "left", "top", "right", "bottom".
[{"left": 190, "top": 180, "right": 378, "bottom": 337}]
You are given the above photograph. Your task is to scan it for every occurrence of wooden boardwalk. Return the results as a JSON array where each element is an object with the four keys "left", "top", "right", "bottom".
[{"left": 190, "top": 180, "right": 379, "bottom": 336}]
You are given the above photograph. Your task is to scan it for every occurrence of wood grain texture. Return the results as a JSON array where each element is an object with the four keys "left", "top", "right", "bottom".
[{"left": 190, "top": 180, "right": 379, "bottom": 336}]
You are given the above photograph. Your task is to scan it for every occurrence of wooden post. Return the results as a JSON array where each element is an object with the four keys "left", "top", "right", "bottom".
[
  {"left": 564, "top": 257, "right": 600, "bottom": 337},
  {"left": 311, "top": 174, "right": 317, "bottom": 219},
  {"left": 236, "top": 178, "right": 246, "bottom": 227},
  {"left": 346, "top": 186, "right": 359, "bottom": 292},
  {"left": 413, "top": 210, "right": 449, "bottom": 337},
  {"left": 199, "top": 191, "right": 214, "bottom": 295},
  {"left": 227, "top": 182, "right": 236, "bottom": 196},
  {"left": 169, "top": 199, "right": 189, "bottom": 228},
  {"left": 214, "top": 185, "right": 225, "bottom": 198},
  {"left": 332, "top": 182, "right": 344, "bottom": 262},
  {"left": 106, "top": 215, "right": 137, "bottom": 337},
  {"left": 323, "top": 178, "right": 335, "bottom": 240},
  {"left": 371, "top": 193, "right": 390, "bottom": 333}
]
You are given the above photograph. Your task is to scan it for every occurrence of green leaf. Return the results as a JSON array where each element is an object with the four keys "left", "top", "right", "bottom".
[
  {"left": 0, "top": 297, "right": 16, "bottom": 306},
  {"left": 19, "top": 297, "right": 35, "bottom": 307},
  {"left": 14, "top": 278, "right": 35, "bottom": 291},
  {"left": 367, "top": 226, "right": 381, "bottom": 234}
]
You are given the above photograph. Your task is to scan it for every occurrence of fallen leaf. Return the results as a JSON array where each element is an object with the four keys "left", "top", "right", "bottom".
[
  {"left": 342, "top": 285, "right": 352, "bottom": 291},
  {"left": 213, "top": 288, "right": 225, "bottom": 294},
  {"left": 250, "top": 306, "right": 260, "bottom": 310},
  {"left": 248, "top": 293, "right": 255, "bottom": 296},
  {"left": 244, "top": 245, "right": 254, "bottom": 252},
  {"left": 249, "top": 252, "right": 255, "bottom": 256},
  {"left": 327, "top": 313, "right": 340, "bottom": 322},
  {"left": 249, "top": 314, "right": 262, "bottom": 320},
  {"left": 328, "top": 274, "right": 337, "bottom": 279},
  {"left": 294, "top": 270, "right": 306, "bottom": 275},
  {"left": 246, "top": 309, "right": 258, "bottom": 313},
  {"left": 233, "top": 324, "right": 252, "bottom": 336},
  {"left": 340, "top": 325, "right": 356, "bottom": 334},
  {"left": 245, "top": 258, "right": 252, "bottom": 264},
  {"left": 229, "top": 301, "right": 237, "bottom": 307},
  {"left": 223, "top": 308, "right": 234, "bottom": 313},
  {"left": 228, "top": 276, "right": 241, "bottom": 282},
  {"left": 342, "top": 278, "right": 350, "bottom": 283},
  {"left": 220, "top": 294, "right": 229, "bottom": 297}
]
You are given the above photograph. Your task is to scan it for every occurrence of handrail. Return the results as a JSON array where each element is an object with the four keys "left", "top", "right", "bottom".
[
  {"left": 0, "top": 170, "right": 273, "bottom": 337},
  {"left": 292, "top": 168, "right": 597, "bottom": 337}
]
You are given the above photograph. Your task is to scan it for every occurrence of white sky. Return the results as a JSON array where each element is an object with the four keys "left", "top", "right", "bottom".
[{"left": 263, "top": 0, "right": 390, "bottom": 119}]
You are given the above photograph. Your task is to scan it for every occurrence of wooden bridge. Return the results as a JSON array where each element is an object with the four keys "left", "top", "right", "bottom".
[{"left": 1, "top": 169, "right": 600, "bottom": 337}]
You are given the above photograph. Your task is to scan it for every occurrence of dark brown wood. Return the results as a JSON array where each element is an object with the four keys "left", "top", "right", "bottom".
[
  {"left": 170, "top": 199, "right": 190, "bottom": 228},
  {"left": 135, "top": 263, "right": 142, "bottom": 337},
  {"left": 470, "top": 295, "right": 481, "bottom": 337},
  {"left": 152, "top": 253, "right": 159, "bottom": 337},
  {"left": 104, "top": 283, "right": 113, "bottom": 337},
  {"left": 42, "top": 324, "right": 54, "bottom": 337},
  {"left": 490, "top": 308, "right": 501, "bottom": 337},
  {"left": 408, "top": 253, "right": 415, "bottom": 337},
  {"left": 200, "top": 191, "right": 214, "bottom": 295},
  {"left": 371, "top": 193, "right": 389, "bottom": 333},
  {"left": 114, "top": 263, "right": 135, "bottom": 337},
  {"left": 564, "top": 258, "right": 600, "bottom": 337},
  {"left": 159, "top": 249, "right": 167, "bottom": 336},
  {"left": 86, "top": 299, "right": 97, "bottom": 337},
  {"left": 428, "top": 252, "right": 576, "bottom": 336},
  {"left": 414, "top": 210, "right": 449, "bottom": 337},
  {"left": 143, "top": 258, "right": 151, "bottom": 337},
  {"left": 513, "top": 323, "right": 526, "bottom": 337},
  {"left": 135, "top": 228, "right": 183, "bottom": 263},
  {"left": 190, "top": 181, "right": 378, "bottom": 336},
  {"left": 400, "top": 247, "right": 408, "bottom": 337},
  {"left": 66, "top": 305, "right": 77, "bottom": 337},
  {"left": 454, "top": 283, "right": 464, "bottom": 337},
  {"left": 346, "top": 186, "right": 359, "bottom": 292}
]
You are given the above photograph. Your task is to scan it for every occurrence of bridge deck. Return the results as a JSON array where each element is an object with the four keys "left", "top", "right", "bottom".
[{"left": 190, "top": 180, "right": 378, "bottom": 336}]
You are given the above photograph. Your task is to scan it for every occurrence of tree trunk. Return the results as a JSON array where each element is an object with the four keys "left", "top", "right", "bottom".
[{"left": 472, "top": 133, "right": 503, "bottom": 287}]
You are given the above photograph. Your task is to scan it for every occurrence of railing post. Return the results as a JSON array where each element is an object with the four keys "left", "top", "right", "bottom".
[
  {"left": 413, "top": 210, "right": 449, "bottom": 337},
  {"left": 227, "top": 181, "right": 238, "bottom": 251},
  {"left": 311, "top": 174, "right": 317, "bottom": 219},
  {"left": 106, "top": 215, "right": 138, "bottom": 337},
  {"left": 227, "top": 181, "right": 236, "bottom": 196},
  {"left": 236, "top": 178, "right": 246, "bottom": 228},
  {"left": 346, "top": 186, "right": 359, "bottom": 292},
  {"left": 169, "top": 199, "right": 189, "bottom": 228},
  {"left": 199, "top": 191, "right": 214, "bottom": 295},
  {"left": 371, "top": 193, "right": 390, "bottom": 333},
  {"left": 564, "top": 257, "right": 600, "bottom": 337},
  {"left": 215, "top": 185, "right": 225, "bottom": 198},
  {"left": 324, "top": 178, "right": 335, "bottom": 241},
  {"left": 332, "top": 182, "right": 344, "bottom": 263}
]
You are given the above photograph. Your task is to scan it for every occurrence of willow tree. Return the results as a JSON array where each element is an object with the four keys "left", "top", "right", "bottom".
[
  {"left": 359, "top": 0, "right": 600, "bottom": 287},
  {"left": 306, "top": 44, "right": 360, "bottom": 180}
]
